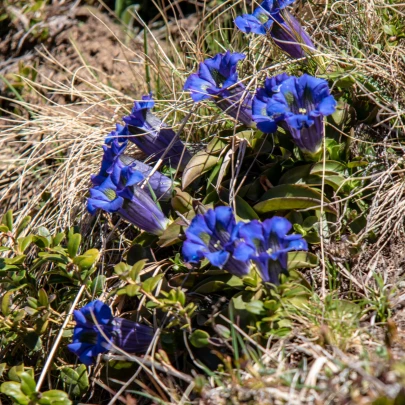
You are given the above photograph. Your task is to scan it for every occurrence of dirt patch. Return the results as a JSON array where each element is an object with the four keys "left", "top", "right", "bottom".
[{"left": 1, "top": 5, "right": 146, "bottom": 113}]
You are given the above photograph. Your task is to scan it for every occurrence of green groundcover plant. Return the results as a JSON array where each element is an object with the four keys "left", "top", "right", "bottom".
[{"left": 1, "top": 0, "right": 405, "bottom": 404}]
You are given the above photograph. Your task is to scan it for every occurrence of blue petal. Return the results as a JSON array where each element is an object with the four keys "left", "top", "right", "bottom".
[
  {"left": 92, "top": 300, "right": 114, "bottom": 325},
  {"left": 186, "top": 214, "right": 212, "bottom": 242},
  {"left": 264, "top": 73, "right": 290, "bottom": 96},
  {"left": 233, "top": 242, "right": 256, "bottom": 261},
  {"left": 133, "top": 93, "right": 155, "bottom": 112},
  {"left": 80, "top": 300, "right": 113, "bottom": 325},
  {"left": 105, "top": 124, "right": 130, "bottom": 145},
  {"left": 203, "top": 209, "right": 217, "bottom": 234},
  {"left": 287, "top": 237, "right": 308, "bottom": 251},
  {"left": 253, "top": 116, "right": 279, "bottom": 133},
  {"left": 262, "top": 216, "right": 292, "bottom": 240},
  {"left": 317, "top": 95, "right": 337, "bottom": 116},
  {"left": 266, "top": 96, "right": 290, "bottom": 117},
  {"left": 235, "top": 14, "right": 267, "bottom": 35},
  {"left": 285, "top": 114, "right": 313, "bottom": 130},
  {"left": 198, "top": 62, "right": 217, "bottom": 87},
  {"left": 214, "top": 206, "right": 235, "bottom": 234},
  {"left": 205, "top": 250, "right": 230, "bottom": 268},
  {"left": 238, "top": 220, "right": 264, "bottom": 248},
  {"left": 252, "top": 96, "right": 269, "bottom": 117},
  {"left": 182, "top": 240, "right": 207, "bottom": 263},
  {"left": 73, "top": 309, "right": 88, "bottom": 326},
  {"left": 78, "top": 346, "right": 98, "bottom": 365},
  {"left": 121, "top": 166, "right": 144, "bottom": 187},
  {"left": 184, "top": 73, "right": 214, "bottom": 102}
]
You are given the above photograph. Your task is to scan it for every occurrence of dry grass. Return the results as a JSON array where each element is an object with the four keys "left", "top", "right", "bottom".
[{"left": 1, "top": 0, "right": 405, "bottom": 404}]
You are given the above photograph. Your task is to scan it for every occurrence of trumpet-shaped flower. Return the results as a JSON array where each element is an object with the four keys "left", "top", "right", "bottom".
[
  {"left": 184, "top": 51, "right": 254, "bottom": 126},
  {"left": 68, "top": 300, "right": 153, "bottom": 365},
  {"left": 234, "top": 216, "right": 308, "bottom": 285},
  {"left": 123, "top": 94, "right": 191, "bottom": 168},
  {"left": 235, "top": 0, "right": 315, "bottom": 59},
  {"left": 182, "top": 206, "right": 250, "bottom": 277},
  {"left": 87, "top": 175, "right": 169, "bottom": 235},
  {"left": 91, "top": 139, "right": 127, "bottom": 186},
  {"left": 91, "top": 139, "right": 173, "bottom": 201},
  {"left": 252, "top": 73, "right": 290, "bottom": 133},
  {"left": 256, "top": 74, "right": 337, "bottom": 154}
]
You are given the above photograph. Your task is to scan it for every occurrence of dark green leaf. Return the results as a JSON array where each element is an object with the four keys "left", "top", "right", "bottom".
[
  {"left": 254, "top": 185, "right": 336, "bottom": 215},
  {"left": 182, "top": 151, "right": 219, "bottom": 189}
]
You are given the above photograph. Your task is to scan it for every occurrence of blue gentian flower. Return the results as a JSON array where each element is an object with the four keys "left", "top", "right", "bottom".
[
  {"left": 234, "top": 216, "right": 308, "bottom": 285},
  {"left": 123, "top": 94, "right": 191, "bottom": 169},
  {"left": 182, "top": 206, "right": 250, "bottom": 277},
  {"left": 87, "top": 175, "right": 169, "bottom": 235},
  {"left": 91, "top": 139, "right": 127, "bottom": 186},
  {"left": 255, "top": 74, "right": 337, "bottom": 154},
  {"left": 68, "top": 300, "right": 153, "bottom": 365},
  {"left": 252, "top": 73, "right": 290, "bottom": 133},
  {"left": 235, "top": 0, "right": 315, "bottom": 59},
  {"left": 184, "top": 51, "right": 254, "bottom": 127},
  {"left": 105, "top": 123, "right": 130, "bottom": 145},
  {"left": 91, "top": 139, "right": 173, "bottom": 201}
]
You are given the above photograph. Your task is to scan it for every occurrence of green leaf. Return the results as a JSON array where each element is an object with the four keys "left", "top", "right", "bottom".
[
  {"left": 189, "top": 329, "right": 210, "bottom": 348},
  {"left": 278, "top": 164, "right": 312, "bottom": 184},
  {"left": 60, "top": 365, "right": 89, "bottom": 398},
  {"left": 23, "top": 332, "right": 42, "bottom": 351},
  {"left": 157, "top": 219, "right": 182, "bottom": 248},
  {"left": 17, "top": 236, "right": 33, "bottom": 253},
  {"left": 117, "top": 284, "right": 140, "bottom": 297},
  {"left": 67, "top": 234, "right": 81, "bottom": 258},
  {"left": 19, "top": 371, "right": 36, "bottom": 396},
  {"left": 182, "top": 151, "right": 219, "bottom": 189},
  {"left": 2, "top": 290, "right": 13, "bottom": 316},
  {"left": 130, "top": 259, "right": 148, "bottom": 281},
  {"left": 193, "top": 275, "right": 243, "bottom": 294},
  {"left": 52, "top": 232, "right": 65, "bottom": 247},
  {"left": 246, "top": 300, "right": 266, "bottom": 315},
  {"left": 310, "top": 160, "right": 347, "bottom": 176},
  {"left": 0, "top": 363, "right": 7, "bottom": 376},
  {"left": 217, "top": 187, "right": 259, "bottom": 220},
  {"left": 8, "top": 364, "right": 25, "bottom": 382},
  {"left": 33, "top": 235, "right": 51, "bottom": 249},
  {"left": 206, "top": 137, "right": 227, "bottom": 154},
  {"left": 38, "top": 389, "right": 72, "bottom": 405},
  {"left": 0, "top": 381, "right": 29, "bottom": 405},
  {"left": 16, "top": 216, "right": 31, "bottom": 237},
  {"left": 90, "top": 275, "right": 106, "bottom": 295},
  {"left": 254, "top": 185, "right": 336, "bottom": 215},
  {"left": 1, "top": 210, "right": 13, "bottom": 232},
  {"left": 287, "top": 251, "right": 319, "bottom": 270},
  {"left": 142, "top": 274, "right": 164, "bottom": 293},
  {"left": 37, "top": 227, "right": 52, "bottom": 245},
  {"left": 38, "top": 289, "right": 48, "bottom": 307},
  {"left": 5, "top": 255, "right": 26, "bottom": 265},
  {"left": 73, "top": 249, "right": 99, "bottom": 270},
  {"left": 171, "top": 188, "right": 193, "bottom": 214}
]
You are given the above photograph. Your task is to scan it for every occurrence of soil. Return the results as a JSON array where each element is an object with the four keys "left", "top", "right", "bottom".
[{"left": 0, "top": 4, "right": 147, "bottom": 113}]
